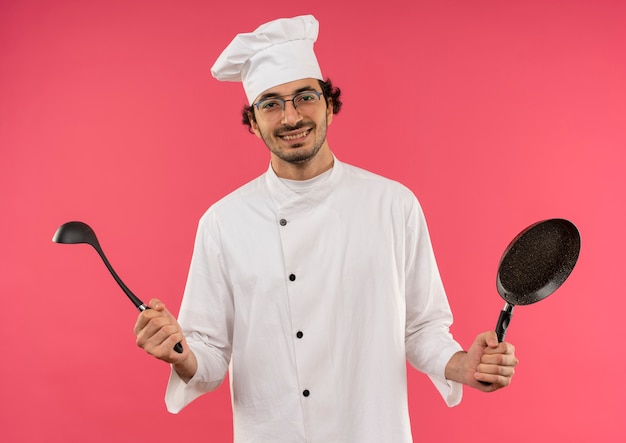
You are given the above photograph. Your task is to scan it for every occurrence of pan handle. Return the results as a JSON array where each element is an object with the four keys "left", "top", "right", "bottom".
[
  {"left": 478, "top": 302, "right": 515, "bottom": 386},
  {"left": 495, "top": 302, "right": 514, "bottom": 342}
]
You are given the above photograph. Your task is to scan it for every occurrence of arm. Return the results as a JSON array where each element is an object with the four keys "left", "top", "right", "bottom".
[
  {"left": 163, "top": 213, "right": 233, "bottom": 413},
  {"left": 403, "top": 195, "right": 465, "bottom": 404},
  {"left": 445, "top": 330, "right": 518, "bottom": 392}
]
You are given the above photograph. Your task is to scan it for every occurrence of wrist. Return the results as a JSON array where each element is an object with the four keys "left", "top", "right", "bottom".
[
  {"left": 444, "top": 350, "right": 469, "bottom": 384},
  {"left": 173, "top": 351, "right": 198, "bottom": 384}
]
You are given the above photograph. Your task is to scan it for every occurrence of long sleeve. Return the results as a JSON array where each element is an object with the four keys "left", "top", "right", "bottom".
[
  {"left": 403, "top": 196, "right": 463, "bottom": 406},
  {"left": 165, "top": 212, "right": 234, "bottom": 413}
]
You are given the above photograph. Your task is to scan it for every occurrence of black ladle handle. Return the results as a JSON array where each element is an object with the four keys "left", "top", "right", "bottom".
[{"left": 91, "top": 242, "right": 183, "bottom": 354}]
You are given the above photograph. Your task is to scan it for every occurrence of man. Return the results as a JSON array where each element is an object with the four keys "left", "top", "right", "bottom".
[{"left": 134, "top": 15, "right": 518, "bottom": 442}]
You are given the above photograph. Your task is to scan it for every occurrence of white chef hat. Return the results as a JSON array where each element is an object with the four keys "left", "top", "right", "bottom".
[{"left": 211, "top": 15, "right": 323, "bottom": 105}]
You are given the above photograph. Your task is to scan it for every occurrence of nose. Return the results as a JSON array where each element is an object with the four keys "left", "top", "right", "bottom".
[{"left": 281, "top": 100, "right": 303, "bottom": 126}]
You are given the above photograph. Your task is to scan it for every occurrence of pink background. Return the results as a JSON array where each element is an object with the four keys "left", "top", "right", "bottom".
[{"left": 1, "top": 0, "right": 624, "bottom": 441}]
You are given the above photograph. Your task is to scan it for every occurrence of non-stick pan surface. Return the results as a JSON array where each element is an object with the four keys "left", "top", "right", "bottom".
[{"left": 496, "top": 218, "right": 580, "bottom": 306}]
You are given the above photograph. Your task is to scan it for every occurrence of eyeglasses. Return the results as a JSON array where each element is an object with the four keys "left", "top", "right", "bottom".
[{"left": 253, "top": 91, "right": 324, "bottom": 117}]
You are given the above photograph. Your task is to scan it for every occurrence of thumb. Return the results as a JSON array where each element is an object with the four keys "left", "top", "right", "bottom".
[
  {"left": 148, "top": 298, "right": 165, "bottom": 311},
  {"left": 477, "top": 330, "right": 499, "bottom": 349}
]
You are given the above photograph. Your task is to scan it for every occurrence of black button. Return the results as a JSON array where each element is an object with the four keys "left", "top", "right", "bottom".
[
  {"left": 296, "top": 331, "right": 303, "bottom": 339},
  {"left": 289, "top": 274, "right": 296, "bottom": 281},
  {"left": 279, "top": 219, "right": 287, "bottom": 226},
  {"left": 302, "top": 389, "right": 310, "bottom": 397}
]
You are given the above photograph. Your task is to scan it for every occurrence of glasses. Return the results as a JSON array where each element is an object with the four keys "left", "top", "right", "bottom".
[{"left": 253, "top": 91, "right": 324, "bottom": 117}]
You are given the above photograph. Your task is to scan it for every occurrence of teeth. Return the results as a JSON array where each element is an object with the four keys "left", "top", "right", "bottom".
[{"left": 282, "top": 130, "right": 309, "bottom": 140}]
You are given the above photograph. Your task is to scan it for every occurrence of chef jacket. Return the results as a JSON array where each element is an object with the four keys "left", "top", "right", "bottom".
[{"left": 165, "top": 156, "right": 463, "bottom": 442}]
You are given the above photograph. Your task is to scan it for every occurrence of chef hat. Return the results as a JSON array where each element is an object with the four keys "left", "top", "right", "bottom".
[{"left": 211, "top": 15, "right": 323, "bottom": 105}]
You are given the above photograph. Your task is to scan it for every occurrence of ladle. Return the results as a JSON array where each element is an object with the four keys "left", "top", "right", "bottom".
[{"left": 52, "top": 221, "right": 183, "bottom": 353}]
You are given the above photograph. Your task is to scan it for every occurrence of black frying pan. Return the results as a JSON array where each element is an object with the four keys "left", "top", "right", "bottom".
[{"left": 494, "top": 218, "right": 581, "bottom": 342}]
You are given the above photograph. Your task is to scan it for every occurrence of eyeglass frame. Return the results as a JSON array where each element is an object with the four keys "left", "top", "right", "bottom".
[{"left": 252, "top": 90, "right": 324, "bottom": 113}]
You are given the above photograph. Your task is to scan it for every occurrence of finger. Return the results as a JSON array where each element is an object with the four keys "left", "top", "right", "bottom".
[
  {"left": 135, "top": 310, "right": 173, "bottom": 349},
  {"left": 133, "top": 303, "right": 167, "bottom": 335},
  {"left": 481, "top": 354, "right": 519, "bottom": 369},
  {"left": 484, "top": 330, "right": 499, "bottom": 348},
  {"left": 148, "top": 298, "right": 165, "bottom": 311},
  {"left": 483, "top": 341, "right": 516, "bottom": 355},
  {"left": 475, "top": 371, "right": 514, "bottom": 389},
  {"left": 136, "top": 308, "right": 185, "bottom": 357},
  {"left": 161, "top": 331, "right": 186, "bottom": 358},
  {"left": 134, "top": 298, "right": 164, "bottom": 333},
  {"left": 477, "top": 359, "right": 517, "bottom": 376},
  {"left": 138, "top": 323, "right": 174, "bottom": 355},
  {"left": 473, "top": 330, "right": 499, "bottom": 350},
  {"left": 481, "top": 344, "right": 519, "bottom": 364},
  {"left": 137, "top": 312, "right": 172, "bottom": 340},
  {"left": 133, "top": 309, "right": 151, "bottom": 334},
  {"left": 476, "top": 360, "right": 516, "bottom": 383},
  {"left": 148, "top": 299, "right": 180, "bottom": 325},
  {"left": 144, "top": 322, "right": 179, "bottom": 349},
  {"left": 143, "top": 326, "right": 186, "bottom": 361}
]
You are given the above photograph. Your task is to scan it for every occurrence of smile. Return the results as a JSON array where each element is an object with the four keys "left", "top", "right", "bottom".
[{"left": 280, "top": 129, "right": 310, "bottom": 141}]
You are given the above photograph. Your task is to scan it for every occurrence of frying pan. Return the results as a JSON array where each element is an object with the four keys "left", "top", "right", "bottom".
[{"left": 494, "top": 218, "right": 581, "bottom": 342}]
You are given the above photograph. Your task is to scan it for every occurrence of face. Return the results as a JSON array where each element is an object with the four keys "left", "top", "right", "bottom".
[{"left": 250, "top": 78, "right": 333, "bottom": 175}]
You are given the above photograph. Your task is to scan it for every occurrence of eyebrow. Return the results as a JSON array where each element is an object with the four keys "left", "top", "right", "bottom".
[{"left": 257, "top": 86, "right": 320, "bottom": 101}]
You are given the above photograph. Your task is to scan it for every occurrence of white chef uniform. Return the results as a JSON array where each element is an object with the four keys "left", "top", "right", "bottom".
[{"left": 165, "top": 157, "right": 463, "bottom": 442}]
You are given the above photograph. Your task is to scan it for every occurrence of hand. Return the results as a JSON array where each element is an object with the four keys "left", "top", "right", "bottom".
[
  {"left": 134, "top": 298, "right": 187, "bottom": 363},
  {"left": 134, "top": 298, "right": 198, "bottom": 382},
  {"left": 446, "top": 331, "right": 519, "bottom": 392}
]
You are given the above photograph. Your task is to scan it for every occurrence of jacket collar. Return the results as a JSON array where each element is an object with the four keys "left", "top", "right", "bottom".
[{"left": 264, "top": 154, "right": 343, "bottom": 211}]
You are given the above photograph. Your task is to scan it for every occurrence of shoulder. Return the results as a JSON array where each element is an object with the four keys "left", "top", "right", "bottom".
[
  {"left": 338, "top": 160, "right": 418, "bottom": 203},
  {"left": 199, "top": 173, "right": 268, "bottom": 225}
]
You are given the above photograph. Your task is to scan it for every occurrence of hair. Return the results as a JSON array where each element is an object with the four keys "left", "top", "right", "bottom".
[{"left": 241, "top": 78, "right": 343, "bottom": 132}]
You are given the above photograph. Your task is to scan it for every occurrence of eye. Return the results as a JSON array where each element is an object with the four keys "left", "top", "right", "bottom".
[
  {"left": 295, "top": 93, "right": 317, "bottom": 104},
  {"left": 260, "top": 99, "right": 281, "bottom": 111}
]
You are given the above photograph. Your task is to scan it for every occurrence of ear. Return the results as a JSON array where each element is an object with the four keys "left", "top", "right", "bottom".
[
  {"left": 326, "top": 98, "right": 334, "bottom": 125},
  {"left": 249, "top": 111, "right": 262, "bottom": 138}
]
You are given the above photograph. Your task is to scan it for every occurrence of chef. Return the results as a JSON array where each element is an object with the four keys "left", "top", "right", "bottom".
[{"left": 134, "top": 14, "right": 518, "bottom": 443}]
